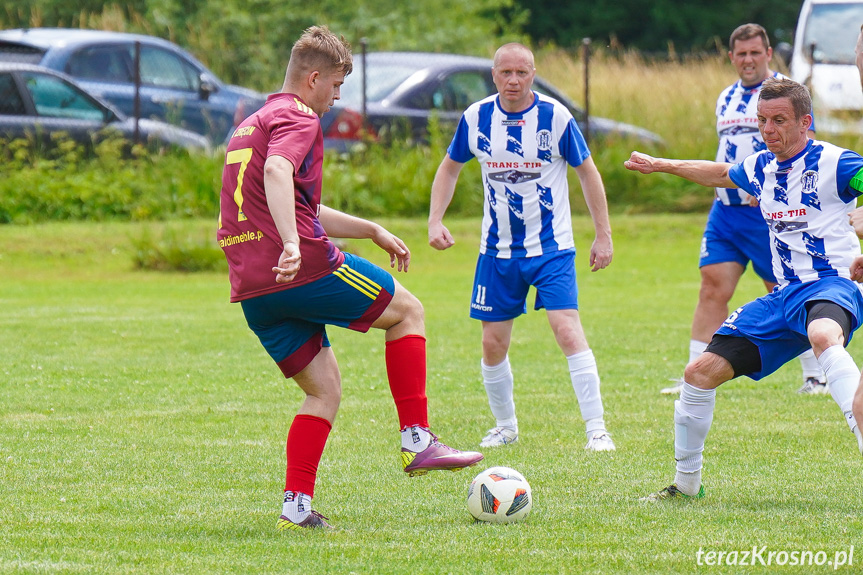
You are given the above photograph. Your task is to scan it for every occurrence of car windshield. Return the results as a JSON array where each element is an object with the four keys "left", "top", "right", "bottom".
[
  {"left": 340, "top": 61, "right": 419, "bottom": 107},
  {"left": 803, "top": 3, "right": 863, "bottom": 65}
]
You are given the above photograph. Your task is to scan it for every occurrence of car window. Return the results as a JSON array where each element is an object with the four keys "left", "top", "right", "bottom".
[
  {"left": 430, "top": 71, "right": 492, "bottom": 111},
  {"left": 0, "top": 42, "right": 46, "bottom": 65},
  {"left": 66, "top": 46, "right": 133, "bottom": 82},
  {"left": 0, "top": 73, "right": 26, "bottom": 114},
  {"left": 340, "top": 62, "right": 419, "bottom": 106},
  {"left": 803, "top": 3, "right": 863, "bottom": 65},
  {"left": 22, "top": 72, "right": 107, "bottom": 121},
  {"left": 139, "top": 46, "right": 199, "bottom": 91}
]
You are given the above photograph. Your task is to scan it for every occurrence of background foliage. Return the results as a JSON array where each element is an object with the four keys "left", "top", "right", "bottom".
[
  {"left": 512, "top": 0, "right": 801, "bottom": 52},
  {"left": 3, "top": 0, "right": 861, "bottom": 226}
]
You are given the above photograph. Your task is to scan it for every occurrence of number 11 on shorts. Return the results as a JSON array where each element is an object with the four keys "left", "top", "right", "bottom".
[{"left": 475, "top": 285, "right": 487, "bottom": 306}]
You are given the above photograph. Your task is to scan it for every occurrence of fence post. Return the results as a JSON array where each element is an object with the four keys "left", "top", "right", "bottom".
[
  {"left": 582, "top": 37, "right": 591, "bottom": 146},
  {"left": 133, "top": 40, "right": 141, "bottom": 146},
  {"left": 361, "top": 38, "right": 368, "bottom": 121}
]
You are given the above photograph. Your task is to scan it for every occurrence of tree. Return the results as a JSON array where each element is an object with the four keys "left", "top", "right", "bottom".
[{"left": 513, "top": 0, "right": 801, "bottom": 53}]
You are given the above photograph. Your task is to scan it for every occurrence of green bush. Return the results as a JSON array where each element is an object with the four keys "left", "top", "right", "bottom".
[
  {"left": 0, "top": 135, "right": 222, "bottom": 224},
  {"left": 0, "top": 131, "right": 712, "bottom": 227},
  {"left": 130, "top": 222, "right": 226, "bottom": 272}
]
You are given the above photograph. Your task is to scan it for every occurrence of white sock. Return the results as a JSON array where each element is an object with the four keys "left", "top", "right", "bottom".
[
  {"left": 567, "top": 350, "right": 606, "bottom": 439},
  {"left": 674, "top": 469, "right": 702, "bottom": 496},
  {"left": 688, "top": 339, "right": 708, "bottom": 364},
  {"left": 798, "top": 348, "right": 824, "bottom": 380},
  {"left": 674, "top": 382, "right": 715, "bottom": 492},
  {"left": 401, "top": 425, "right": 432, "bottom": 452},
  {"left": 818, "top": 345, "right": 860, "bottom": 430},
  {"left": 282, "top": 490, "right": 312, "bottom": 523},
  {"left": 482, "top": 356, "right": 517, "bottom": 430}
]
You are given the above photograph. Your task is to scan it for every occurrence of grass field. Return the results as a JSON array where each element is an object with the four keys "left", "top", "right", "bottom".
[{"left": 2, "top": 216, "right": 862, "bottom": 574}]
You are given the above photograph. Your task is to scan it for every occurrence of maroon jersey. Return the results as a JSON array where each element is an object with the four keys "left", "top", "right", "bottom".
[{"left": 218, "top": 93, "right": 344, "bottom": 302}]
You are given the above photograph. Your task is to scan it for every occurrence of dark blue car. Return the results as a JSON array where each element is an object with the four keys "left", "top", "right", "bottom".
[{"left": 0, "top": 28, "right": 267, "bottom": 144}]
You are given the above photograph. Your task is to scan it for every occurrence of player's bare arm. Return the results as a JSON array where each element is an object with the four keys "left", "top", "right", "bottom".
[
  {"left": 264, "top": 155, "right": 302, "bottom": 283},
  {"left": 428, "top": 155, "right": 465, "bottom": 250},
  {"left": 624, "top": 151, "right": 736, "bottom": 189},
  {"left": 574, "top": 156, "right": 613, "bottom": 271},
  {"left": 318, "top": 205, "right": 411, "bottom": 272},
  {"left": 850, "top": 206, "right": 863, "bottom": 238}
]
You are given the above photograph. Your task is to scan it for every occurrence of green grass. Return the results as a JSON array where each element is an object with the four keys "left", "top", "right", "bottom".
[{"left": 2, "top": 216, "right": 862, "bottom": 574}]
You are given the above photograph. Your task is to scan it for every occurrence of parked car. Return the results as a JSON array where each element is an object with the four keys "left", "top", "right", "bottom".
[
  {"left": 789, "top": 0, "right": 863, "bottom": 134},
  {"left": 321, "top": 51, "right": 664, "bottom": 151},
  {"left": 0, "top": 28, "right": 267, "bottom": 143},
  {"left": 0, "top": 62, "right": 211, "bottom": 152}
]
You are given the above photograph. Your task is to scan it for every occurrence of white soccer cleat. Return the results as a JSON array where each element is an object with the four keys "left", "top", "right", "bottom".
[
  {"left": 660, "top": 378, "right": 683, "bottom": 395},
  {"left": 479, "top": 426, "right": 518, "bottom": 448},
  {"left": 797, "top": 377, "right": 829, "bottom": 395},
  {"left": 585, "top": 432, "right": 616, "bottom": 452}
]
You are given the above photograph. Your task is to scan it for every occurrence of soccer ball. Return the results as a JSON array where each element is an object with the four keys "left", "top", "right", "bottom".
[{"left": 467, "top": 466, "right": 532, "bottom": 524}]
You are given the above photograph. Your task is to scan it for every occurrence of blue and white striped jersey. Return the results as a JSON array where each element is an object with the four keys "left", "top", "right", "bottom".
[
  {"left": 728, "top": 139, "right": 863, "bottom": 286},
  {"left": 447, "top": 92, "right": 590, "bottom": 258},
  {"left": 714, "top": 72, "right": 785, "bottom": 205}
]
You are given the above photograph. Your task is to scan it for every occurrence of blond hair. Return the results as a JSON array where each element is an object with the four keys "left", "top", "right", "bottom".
[{"left": 287, "top": 26, "right": 352, "bottom": 82}]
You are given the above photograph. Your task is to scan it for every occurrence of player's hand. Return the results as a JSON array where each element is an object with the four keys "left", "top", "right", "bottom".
[
  {"left": 623, "top": 151, "right": 658, "bottom": 174},
  {"left": 272, "top": 241, "right": 301, "bottom": 283},
  {"left": 748, "top": 194, "right": 760, "bottom": 207},
  {"left": 589, "top": 236, "right": 613, "bottom": 271},
  {"left": 851, "top": 255, "right": 863, "bottom": 282},
  {"left": 372, "top": 227, "right": 411, "bottom": 272},
  {"left": 428, "top": 221, "right": 455, "bottom": 250},
  {"left": 850, "top": 207, "right": 863, "bottom": 239}
]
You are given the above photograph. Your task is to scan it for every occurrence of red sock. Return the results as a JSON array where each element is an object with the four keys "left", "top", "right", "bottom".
[
  {"left": 284, "top": 414, "right": 332, "bottom": 497},
  {"left": 385, "top": 335, "right": 429, "bottom": 429}
]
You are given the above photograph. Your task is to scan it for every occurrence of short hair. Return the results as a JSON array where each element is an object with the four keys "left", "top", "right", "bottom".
[
  {"left": 759, "top": 77, "right": 812, "bottom": 120},
  {"left": 288, "top": 26, "right": 352, "bottom": 80},
  {"left": 729, "top": 23, "right": 770, "bottom": 51}
]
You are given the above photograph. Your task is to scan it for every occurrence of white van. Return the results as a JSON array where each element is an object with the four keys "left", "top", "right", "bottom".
[{"left": 790, "top": 0, "right": 863, "bottom": 134}]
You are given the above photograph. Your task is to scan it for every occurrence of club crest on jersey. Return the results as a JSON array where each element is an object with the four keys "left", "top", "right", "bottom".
[
  {"left": 536, "top": 129, "right": 552, "bottom": 151},
  {"left": 800, "top": 170, "right": 822, "bottom": 210}
]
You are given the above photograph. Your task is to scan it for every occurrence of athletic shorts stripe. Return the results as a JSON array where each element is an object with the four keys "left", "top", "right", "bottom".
[{"left": 333, "top": 264, "right": 382, "bottom": 299}]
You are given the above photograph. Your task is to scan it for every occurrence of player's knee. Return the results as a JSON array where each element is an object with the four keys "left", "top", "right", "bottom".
[
  {"left": 481, "top": 333, "right": 509, "bottom": 361},
  {"left": 402, "top": 292, "right": 425, "bottom": 327},
  {"left": 698, "top": 278, "right": 734, "bottom": 303}
]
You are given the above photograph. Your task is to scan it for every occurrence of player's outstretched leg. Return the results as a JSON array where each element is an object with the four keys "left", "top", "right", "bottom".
[
  {"left": 641, "top": 382, "right": 714, "bottom": 501},
  {"left": 400, "top": 426, "right": 484, "bottom": 477},
  {"left": 818, "top": 344, "right": 863, "bottom": 453}
]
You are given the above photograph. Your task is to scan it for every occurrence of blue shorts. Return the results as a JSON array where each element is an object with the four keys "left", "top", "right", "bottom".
[
  {"left": 715, "top": 276, "right": 863, "bottom": 380},
  {"left": 700, "top": 201, "right": 775, "bottom": 283},
  {"left": 240, "top": 252, "right": 395, "bottom": 378},
  {"left": 470, "top": 249, "right": 577, "bottom": 321}
]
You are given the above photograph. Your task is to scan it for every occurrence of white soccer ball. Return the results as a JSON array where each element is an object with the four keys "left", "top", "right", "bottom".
[{"left": 467, "top": 466, "right": 532, "bottom": 524}]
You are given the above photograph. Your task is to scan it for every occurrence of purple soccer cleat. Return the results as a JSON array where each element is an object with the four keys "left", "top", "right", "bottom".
[
  {"left": 277, "top": 510, "right": 334, "bottom": 531},
  {"left": 401, "top": 433, "right": 484, "bottom": 477}
]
